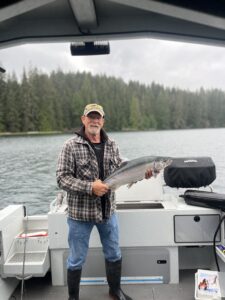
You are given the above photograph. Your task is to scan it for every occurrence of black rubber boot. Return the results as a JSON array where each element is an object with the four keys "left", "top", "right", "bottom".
[
  {"left": 105, "top": 259, "right": 133, "bottom": 300},
  {"left": 67, "top": 268, "right": 82, "bottom": 300}
]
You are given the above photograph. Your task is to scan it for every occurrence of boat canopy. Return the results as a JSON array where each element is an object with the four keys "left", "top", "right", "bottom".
[{"left": 1, "top": 0, "right": 225, "bottom": 48}]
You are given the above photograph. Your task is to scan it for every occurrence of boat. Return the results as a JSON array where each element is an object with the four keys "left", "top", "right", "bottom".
[
  {"left": 1, "top": 1, "right": 225, "bottom": 299},
  {"left": 1, "top": 157, "right": 225, "bottom": 299}
]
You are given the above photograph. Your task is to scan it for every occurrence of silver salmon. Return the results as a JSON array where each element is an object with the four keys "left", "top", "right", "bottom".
[{"left": 104, "top": 156, "right": 172, "bottom": 190}]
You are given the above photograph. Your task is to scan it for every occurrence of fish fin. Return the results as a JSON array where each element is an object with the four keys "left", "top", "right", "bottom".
[
  {"left": 120, "top": 160, "right": 129, "bottom": 168},
  {"left": 107, "top": 184, "right": 118, "bottom": 191},
  {"left": 127, "top": 181, "right": 138, "bottom": 189},
  {"left": 116, "top": 160, "right": 129, "bottom": 171}
]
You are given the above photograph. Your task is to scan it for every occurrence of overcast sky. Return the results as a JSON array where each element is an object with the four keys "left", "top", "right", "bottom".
[{"left": 1, "top": 38, "right": 225, "bottom": 91}]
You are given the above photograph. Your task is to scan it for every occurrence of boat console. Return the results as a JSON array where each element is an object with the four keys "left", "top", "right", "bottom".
[{"left": 47, "top": 157, "right": 225, "bottom": 286}]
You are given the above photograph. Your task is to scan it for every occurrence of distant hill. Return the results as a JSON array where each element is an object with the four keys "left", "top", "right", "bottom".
[{"left": 0, "top": 69, "right": 225, "bottom": 133}]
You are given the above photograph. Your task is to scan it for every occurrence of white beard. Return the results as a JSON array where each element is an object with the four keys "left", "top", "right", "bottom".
[{"left": 87, "top": 125, "right": 101, "bottom": 136}]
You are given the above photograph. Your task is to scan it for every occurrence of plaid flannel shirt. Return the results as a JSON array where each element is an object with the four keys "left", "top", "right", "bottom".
[{"left": 56, "top": 130, "right": 122, "bottom": 222}]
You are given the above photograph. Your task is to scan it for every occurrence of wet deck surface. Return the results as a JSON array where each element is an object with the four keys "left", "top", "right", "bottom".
[{"left": 12, "top": 270, "right": 196, "bottom": 300}]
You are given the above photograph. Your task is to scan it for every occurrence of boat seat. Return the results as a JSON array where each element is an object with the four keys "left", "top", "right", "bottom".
[
  {"left": 164, "top": 157, "right": 216, "bottom": 188},
  {"left": 181, "top": 190, "right": 225, "bottom": 211},
  {"left": 3, "top": 232, "right": 50, "bottom": 278}
]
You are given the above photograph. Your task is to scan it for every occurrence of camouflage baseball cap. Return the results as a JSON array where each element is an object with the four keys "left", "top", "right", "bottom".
[{"left": 83, "top": 103, "right": 105, "bottom": 117}]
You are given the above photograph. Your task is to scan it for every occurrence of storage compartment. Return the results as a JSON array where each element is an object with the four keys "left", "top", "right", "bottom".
[
  {"left": 164, "top": 157, "right": 216, "bottom": 188},
  {"left": 117, "top": 202, "right": 164, "bottom": 209},
  {"left": 174, "top": 214, "right": 221, "bottom": 243},
  {"left": 59, "top": 247, "right": 172, "bottom": 285},
  {"left": 3, "top": 235, "right": 50, "bottom": 277}
]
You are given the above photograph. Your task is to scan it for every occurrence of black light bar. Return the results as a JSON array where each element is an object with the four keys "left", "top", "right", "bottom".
[{"left": 70, "top": 41, "right": 110, "bottom": 56}]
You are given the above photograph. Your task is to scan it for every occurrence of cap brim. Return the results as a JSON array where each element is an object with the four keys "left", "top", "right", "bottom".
[{"left": 85, "top": 109, "right": 104, "bottom": 117}]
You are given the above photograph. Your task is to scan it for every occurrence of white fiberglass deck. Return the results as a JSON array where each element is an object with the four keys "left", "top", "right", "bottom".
[{"left": 13, "top": 270, "right": 196, "bottom": 300}]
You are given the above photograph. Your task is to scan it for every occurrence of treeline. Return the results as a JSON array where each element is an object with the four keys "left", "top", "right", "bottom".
[{"left": 0, "top": 68, "right": 225, "bottom": 132}]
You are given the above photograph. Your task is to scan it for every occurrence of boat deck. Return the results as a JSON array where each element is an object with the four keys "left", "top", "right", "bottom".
[{"left": 13, "top": 269, "right": 196, "bottom": 300}]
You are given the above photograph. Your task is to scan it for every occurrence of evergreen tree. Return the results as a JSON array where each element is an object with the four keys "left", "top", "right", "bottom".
[
  {"left": 129, "top": 96, "right": 141, "bottom": 130},
  {"left": 1, "top": 68, "right": 225, "bottom": 133},
  {"left": 4, "top": 73, "right": 21, "bottom": 132},
  {"left": 20, "top": 70, "right": 37, "bottom": 131},
  {"left": 154, "top": 90, "right": 170, "bottom": 129},
  {"left": 0, "top": 73, "right": 6, "bottom": 131}
]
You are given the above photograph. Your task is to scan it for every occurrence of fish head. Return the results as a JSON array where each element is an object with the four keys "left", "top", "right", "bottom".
[{"left": 152, "top": 157, "right": 173, "bottom": 172}]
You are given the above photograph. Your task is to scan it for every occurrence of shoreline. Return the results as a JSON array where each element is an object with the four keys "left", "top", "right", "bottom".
[
  {"left": 0, "top": 131, "right": 64, "bottom": 137},
  {"left": 0, "top": 128, "right": 155, "bottom": 137},
  {"left": 0, "top": 127, "right": 223, "bottom": 137}
]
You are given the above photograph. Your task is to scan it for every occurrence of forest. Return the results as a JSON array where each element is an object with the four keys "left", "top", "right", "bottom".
[{"left": 0, "top": 68, "right": 225, "bottom": 133}]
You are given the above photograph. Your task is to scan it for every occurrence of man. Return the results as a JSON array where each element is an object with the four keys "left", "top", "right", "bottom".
[{"left": 57, "top": 103, "right": 152, "bottom": 300}]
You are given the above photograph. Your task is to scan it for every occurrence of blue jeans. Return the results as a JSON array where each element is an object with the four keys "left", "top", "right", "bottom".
[{"left": 67, "top": 213, "right": 121, "bottom": 270}]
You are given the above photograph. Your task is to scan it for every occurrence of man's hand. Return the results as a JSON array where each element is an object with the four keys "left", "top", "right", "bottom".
[{"left": 92, "top": 179, "right": 109, "bottom": 196}]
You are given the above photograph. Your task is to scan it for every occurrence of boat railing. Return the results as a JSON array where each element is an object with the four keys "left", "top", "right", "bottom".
[{"left": 50, "top": 191, "right": 68, "bottom": 213}]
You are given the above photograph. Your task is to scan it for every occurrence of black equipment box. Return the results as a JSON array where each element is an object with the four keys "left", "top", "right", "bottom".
[
  {"left": 164, "top": 157, "right": 216, "bottom": 188},
  {"left": 181, "top": 190, "right": 225, "bottom": 211}
]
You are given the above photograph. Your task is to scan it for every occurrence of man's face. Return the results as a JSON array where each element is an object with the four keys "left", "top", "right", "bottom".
[{"left": 81, "top": 112, "right": 104, "bottom": 136}]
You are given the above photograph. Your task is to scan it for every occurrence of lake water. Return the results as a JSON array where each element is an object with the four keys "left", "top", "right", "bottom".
[{"left": 0, "top": 128, "right": 225, "bottom": 215}]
